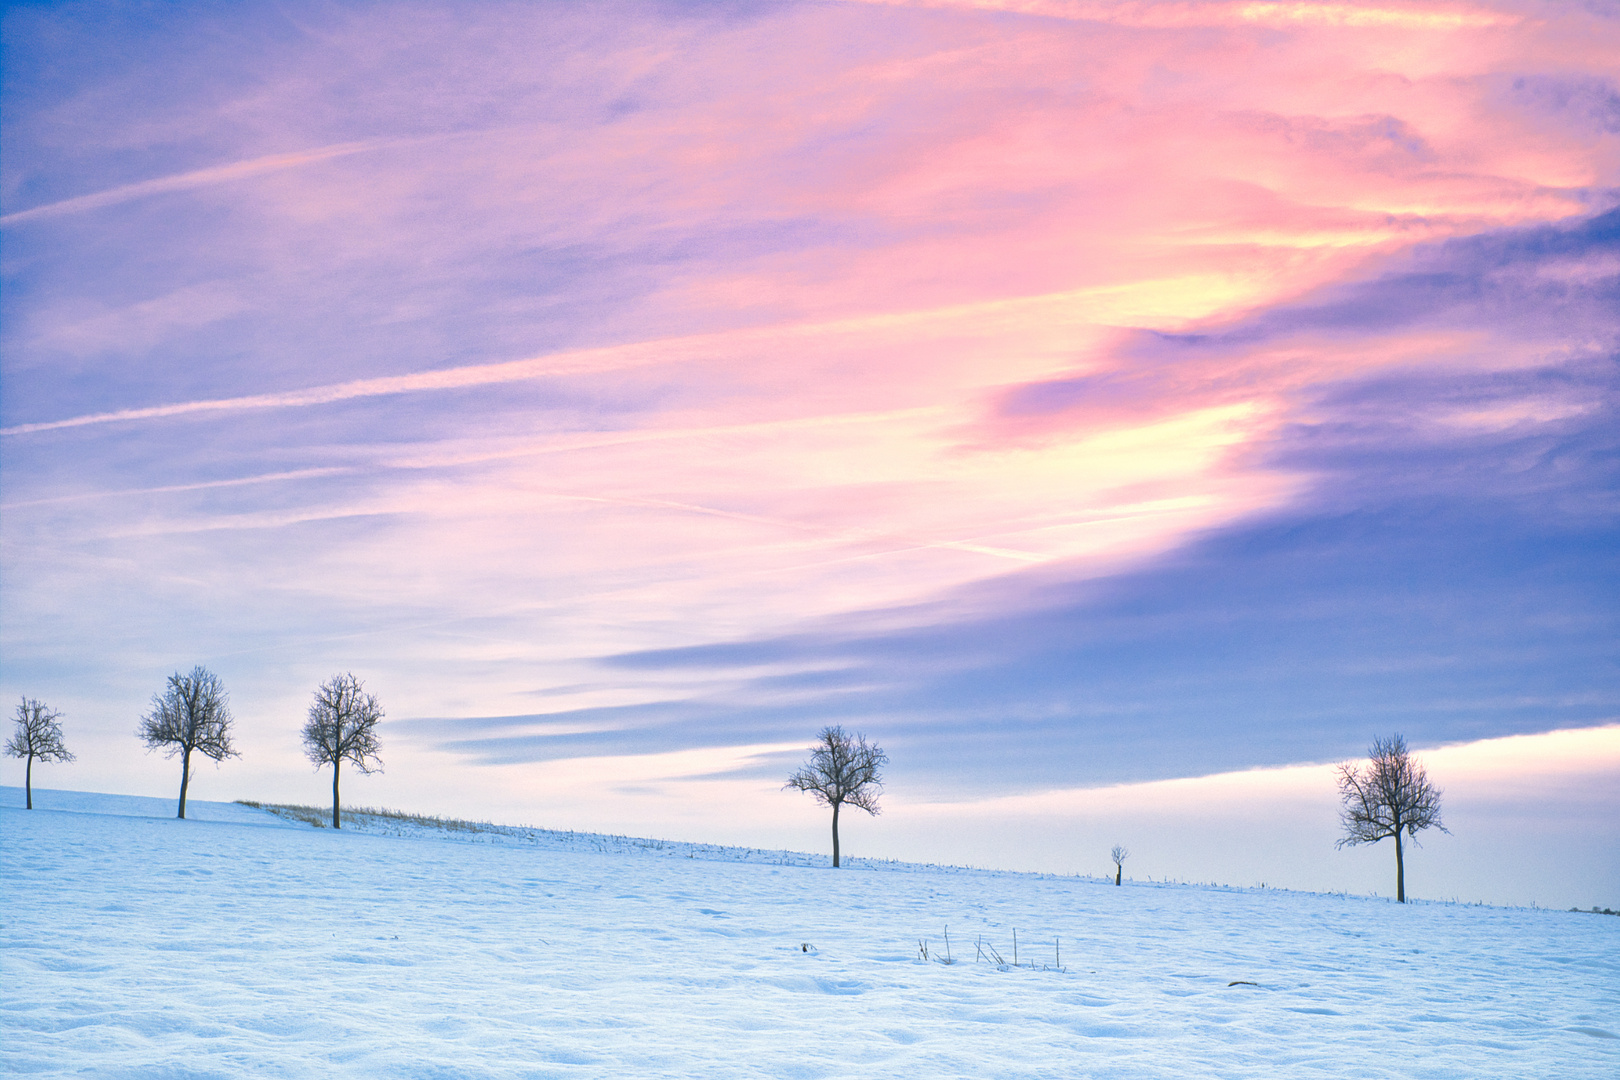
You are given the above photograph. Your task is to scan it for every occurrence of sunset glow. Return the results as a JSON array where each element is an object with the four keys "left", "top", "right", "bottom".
[{"left": 2, "top": 0, "right": 1615, "bottom": 907}]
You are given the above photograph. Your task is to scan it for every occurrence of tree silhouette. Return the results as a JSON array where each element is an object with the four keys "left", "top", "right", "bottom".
[
  {"left": 139, "top": 667, "right": 238, "bottom": 819},
  {"left": 1110, "top": 844, "right": 1129, "bottom": 886},
  {"left": 1336, "top": 734, "right": 1447, "bottom": 902},
  {"left": 786, "top": 726, "right": 887, "bottom": 868},
  {"left": 6, "top": 698, "right": 75, "bottom": 809},
  {"left": 301, "top": 673, "right": 384, "bottom": 828}
]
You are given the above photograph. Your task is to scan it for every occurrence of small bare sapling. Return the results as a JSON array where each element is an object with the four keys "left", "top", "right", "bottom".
[{"left": 1111, "top": 844, "right": 1129, "bottom": 886}]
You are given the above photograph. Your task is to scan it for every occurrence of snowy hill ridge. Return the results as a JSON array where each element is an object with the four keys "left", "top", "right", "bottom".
[
  {"left": 240, "top": 796, "right": 1604, "bottom": 912},
  {"left": 240, "top": 797, "right": 910, "bottom": 872},
  {"left": 4, "top": 786, "right": 1618, "bottom": 1077},
  {"left": 11, "top": 784, "right": 1612, "bottom": 912}
]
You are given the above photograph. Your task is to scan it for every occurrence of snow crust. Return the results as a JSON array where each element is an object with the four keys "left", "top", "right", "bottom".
[{"left": 3, "top": 788, "right": 1616, "bottom": 1078}]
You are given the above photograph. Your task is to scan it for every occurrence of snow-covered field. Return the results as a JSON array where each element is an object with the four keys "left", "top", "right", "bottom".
[{"left": 3, "top": 788, "right": 1616, "bottom": 1079}]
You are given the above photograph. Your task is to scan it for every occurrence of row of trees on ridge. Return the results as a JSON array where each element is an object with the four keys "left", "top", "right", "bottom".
[
  {"left": 7, "top": 667, "right": 383, "bottom": 828},
  {"left": 10, "top": 690, "right": 1447, "bottom": 899},
  {"left": 779, "top": 726, "right": 1445, "bottom": 899}
]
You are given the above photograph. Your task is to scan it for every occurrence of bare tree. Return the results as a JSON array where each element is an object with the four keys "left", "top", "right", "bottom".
[
  {"left": 138, "top": 666, "right": 238, "bottom": 819},
  {"left": 301, "top": 673, "right": 384, "bottom": 828},
  {"left": 1110, "top": 844, "right": 1129, "bottom": 886},
  {"left": 1336, "top": 734, "right": 1447, "bottom": 902},
  {"left": 6, "top": 698, "right": 75, "bottom": 809},
  {"left": 785, "top": 725, "right": 887, "bottom": 868}
]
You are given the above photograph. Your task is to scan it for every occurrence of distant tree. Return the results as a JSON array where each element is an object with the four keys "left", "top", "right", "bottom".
[
  {"left": 6, "top": 698, "right": 75, "bottom": 809},
  {"left": 785, "top": 725, "right": 887, "bottom": 868},
  {"left": 1110, "top": 844, "right": 1129, "bottom": 886},
  {"left": 301, "top": 673, "right": 384, "bottom": 829},
  {"left": 1335, "top": 734, "right": 1447, "bottom": 902},
  {"left": 138, "top": 666, "right": 238, "bottom": 819}
]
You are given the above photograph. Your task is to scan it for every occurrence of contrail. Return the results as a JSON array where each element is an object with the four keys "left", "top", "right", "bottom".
[
  {"left": 0, "top": 468, "right": 350, "bottom": 510},
  {"left": 0, "top": 275, "right": 1193, "bottom": 438},
  {"left": 0, "top": 139, "right": 397, "bottom": 227},
  {"left": 0, "top": 336, "right": 707, "bottom": 436}
]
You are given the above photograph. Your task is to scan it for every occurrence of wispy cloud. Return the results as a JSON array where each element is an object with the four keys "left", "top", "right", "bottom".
[
  {"left": 0, "top": 467, "right": 350, "bottom": 510},
  {"left": 0, "top": 274, "right": 1290, "bottom": 436},
  {"left": 0, "top": 140, "right": 400, "bottom": 226},
  {"left": 857, "top": 0, "right": 1520, "bottom": 30},
  {"left": 1, "top": 0, "right": 1615, "bottom": 904}
]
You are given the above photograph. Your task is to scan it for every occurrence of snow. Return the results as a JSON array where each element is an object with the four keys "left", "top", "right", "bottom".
[{"left": 3, "top": 788, "right": 1617, "bottom": 1079}]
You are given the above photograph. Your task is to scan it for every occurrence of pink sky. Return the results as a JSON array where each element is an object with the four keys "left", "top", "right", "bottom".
[{"left": 2, "top": 0, "right": 1616, "bottom": 906}]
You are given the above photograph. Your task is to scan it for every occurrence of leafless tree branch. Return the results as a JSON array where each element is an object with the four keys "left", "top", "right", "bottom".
[
  {"left": 138, "top": 666, "right": 237, "bottom": 819},
  {"left": 6, "top": 697, "right": 74, "bottom": 809},
  {"left": 302, "top": 673, "right": 384, "bottom": 828},
  {"left": 1335, "top": 734, "right": 1447, "bottom": 902},
  {"left": 785, "top": 725, "right": 887, "bottom": 867}
]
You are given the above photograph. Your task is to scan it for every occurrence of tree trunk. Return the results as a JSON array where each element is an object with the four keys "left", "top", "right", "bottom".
[
  {"left": 25, "top": 754, "right": 33, "bottom": 809},
  {"left": 1394, "top": 829, "right": 1406, "bottom": 903},
  {"left": 178, "top": 746, "right": 192, "bottom": 819},
  {"left": 1115, "top": 865, "right": 1121, "bottom": 886},
  {"left": 332, "top": 757, "right": 342, "bottom": 829},
  {"left": 831, "top": 800, "right": 841, "bottom": 868}
]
